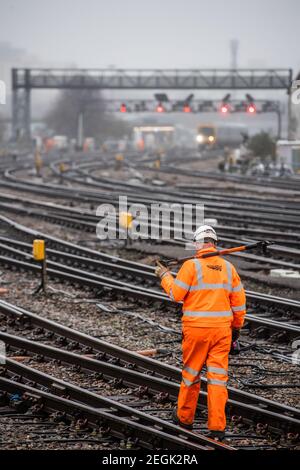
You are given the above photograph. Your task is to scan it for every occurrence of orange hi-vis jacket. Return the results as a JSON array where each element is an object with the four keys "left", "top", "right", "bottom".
[{"left": 161, "top": 247, "right": 246, "bottom": 328}]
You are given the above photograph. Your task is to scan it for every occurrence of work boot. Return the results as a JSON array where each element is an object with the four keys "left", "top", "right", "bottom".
[
  {"left": 207, "top": 430, "right": 225, "bottom": 441},
  {"left": 172, "top": 407, "right": 193, "bottom": 430}
]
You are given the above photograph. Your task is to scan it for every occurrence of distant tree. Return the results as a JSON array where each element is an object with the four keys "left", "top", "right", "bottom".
[
  {"left": 45, "top": 89, "right": 130, "bottom": 142},
  {"left": 247, "top": 132, "right": 276, "bottom": 160}
]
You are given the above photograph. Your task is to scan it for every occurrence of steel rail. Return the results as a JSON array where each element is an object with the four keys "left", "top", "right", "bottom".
[
  {"left": 52, "top": 156, "right": 300, "bottom": 209},
  {"left": 1, "top": 213, "right": 300, "bottom": 304},
  {"left": 0, "top": 376, "right": 212, "bottom": 450},
  {"left": 1, "top": 239, "right": 300, "bottom": 317},
  {"left": 64, "top": 157, "right": 300, "bottom": 211},
  {"left": 71, "top": 162, "right": 300, "bottom": 216},
  {"left": 134, "top": 161, "right": 300, "bottom": 192},
  {"left": 0, "top": 222, "right": 299, "bottom": 317},
  {"left": 0, "top": 299, "right": 299, "bottom": 431},
  {"left": 1, "top": 196, "right": 300, "bottom": 269},
  {"left": 1, "top": 250, "right": 299, "bottom": 340},
  {"left": 1, "top": 233, "right": 300, "bottom": 313},
  {"left": 0, "top": 216, "right": 300, "bottom": 324},
  {"left": 0, "top": 356, "right": 229, "bottom": 450},
  {"left": 4, "top": 166, "right": 300, "bottom": 230},
  {"left": 1, "top": 334, "right": 299, "bottom": 439}
]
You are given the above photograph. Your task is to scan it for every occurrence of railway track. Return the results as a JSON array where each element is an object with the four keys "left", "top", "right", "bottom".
[
  {"left": 0, "top": 397, "right": 116, "bottom": 449},
  {"left": 1, "top": 191, "right": 300, "bottom": 274},
  {"left": 133, "top": 159, "right": 300, "bottom": 193},
  {"left": 0, "top": 363, "right": 218, "bottom": 450},
  {"left": 0, "top": 151, "right": 299, "bottom": 450},
  {"left": 3, "top": 147, "right": 300, "bottom": 198},
  {"left": 0, "top": 215, "right": 300, "bottom": 348},
  {"left": 48, "top": 162, "right": 300, "bottom": 226},
  {"left": 71, "top": 159, "right": 300, "bottom": 206},
  {"left": 0, "top": 300, "right": 299, "bottom": 448},
  {"left": 3, "top": 158, "right": 300, "bottom": 267},
  {"left": 3, "top": 163, "right": 300, "bottom": 236}
]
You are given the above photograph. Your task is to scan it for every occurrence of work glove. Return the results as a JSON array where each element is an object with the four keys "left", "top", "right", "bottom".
[
  {"left": 155, "top": 261, "right": 169, "bottom": 279},
  {"left": 232, "top": 328, "right": 240, "bottom": 342}
]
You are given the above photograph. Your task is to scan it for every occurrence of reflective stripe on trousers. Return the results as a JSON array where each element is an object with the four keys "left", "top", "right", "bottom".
[
  {"left": 182, "top": 376, "right": 201, "bottom": 386},
  {"left": 206, "top": 364, "right": 228, "bottom": 388},
  {"left": 182, "top": 366, "right": 228, "bottom": 388},
  {"left": 207, "top": 378, "right": 227, "bottom": 386},
  {"left": 207, "top": 365, "right": 228, "bottom": 376},
  {"left": 169, "top": 288, "right": 175, "bottom": 301},
  {"left": 182, "top": 364, "right": 201, "bottom": 387}
]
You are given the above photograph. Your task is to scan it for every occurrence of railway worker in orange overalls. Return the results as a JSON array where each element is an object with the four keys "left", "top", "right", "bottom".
[{"left": 155, "top": 225, "right": 246, "bottom": 440}]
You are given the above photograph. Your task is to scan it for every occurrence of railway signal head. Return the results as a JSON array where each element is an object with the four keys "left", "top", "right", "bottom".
[
  {"left": 154, "top": 93, "right": 169, "bottom": 102},
  {"left": 222, "top": 93, "right": 231, "bottom": 103},
  {"left": 245, "top": 94, "right": 256, "bottom": 114},
  {"left": 120, "top": 103, "right": 127, "bottom": 113},
  {"left": 220, "top": 103, "right": 230, "bottom": 114},
  {"left": 156, "top": 103, "right": 165, "bottom": 113},
  {"left": 183, "top": 104, "right": 191, "bottom": 113},
  {"left": 247, "top": 103, "right": 256, "bottom": 114},
  {"left": 220, "top": 93, "right": 231, "bottom": 114},
  {"left": 245, "top": 93, "right": 255, "bottom": 103}
]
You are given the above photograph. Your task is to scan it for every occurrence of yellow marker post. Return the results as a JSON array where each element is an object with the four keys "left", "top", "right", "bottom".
[
  {"left": 119, "top": 212, "right": 133, "bottom": 230},
  {"left": 59, "top": 162, "right": 66, "bottom": 173},
  {"left": 33, "top": 239, "right": 45, "bottom": 261},
  {"left": 119, "top": 212, "right": 134, "bottom": 246},
  {"left": 58, "top": 162, "right": 66, "bottom": 184},
  {"left": 33, "top": 239, "right": 47, "bottom": 293},
  {"left": 34, "top": 149, "right": 42, "bottom": 176},
  {"left": 115, "top": 153, "right": 124, "bottom": 170},
  {"left": 154, "top": 158, "right": 161, "bottom": 169}
]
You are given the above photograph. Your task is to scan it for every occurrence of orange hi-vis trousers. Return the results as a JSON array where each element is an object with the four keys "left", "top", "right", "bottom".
[{"left": 178, "top": 326, "right": 232, "bottom": 431}]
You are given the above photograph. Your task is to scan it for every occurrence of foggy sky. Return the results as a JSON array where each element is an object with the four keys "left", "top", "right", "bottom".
[{"left": 1, "top": 0, "right": 300, "bottom": 72}]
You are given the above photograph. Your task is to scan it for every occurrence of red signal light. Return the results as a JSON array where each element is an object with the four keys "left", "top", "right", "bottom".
[
  {"left": 183, "top": 104, "right": 191, "bottom": 113},
  {"left": 220, "top": 104, "right": 230, "bottom": 114},
  {"left": 120, "top": 103, "right": 127, "bottom": 113},
  {"left": 247, "top": 103, "right": 256, "bottom": 114},
  {"left": 156, "top": 103, "right": 164, "bottom": 113}
]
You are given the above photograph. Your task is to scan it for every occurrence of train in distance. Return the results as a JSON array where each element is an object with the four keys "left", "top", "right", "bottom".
[{"left": 196, "top": 123, "right": 248, "bottom": 150}]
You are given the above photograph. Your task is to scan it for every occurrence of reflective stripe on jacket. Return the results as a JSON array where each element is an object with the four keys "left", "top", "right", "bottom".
[{"left": 161, "top": 247, "right": 246, "bottom": 328}]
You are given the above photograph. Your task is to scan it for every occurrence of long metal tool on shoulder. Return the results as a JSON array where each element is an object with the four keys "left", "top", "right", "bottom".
[{"left": 161, "top": 240, "right": 273, "bottom": 268}]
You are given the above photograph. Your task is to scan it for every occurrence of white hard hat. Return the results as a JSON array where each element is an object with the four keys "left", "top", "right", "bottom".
[{"left": 193, "top": 225, "right": 218, "bottom": 242}]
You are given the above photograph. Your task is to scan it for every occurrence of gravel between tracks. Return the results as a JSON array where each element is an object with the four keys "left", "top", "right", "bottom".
[{"left": 0, "top": 267, "right": 299, "bottom": 409}]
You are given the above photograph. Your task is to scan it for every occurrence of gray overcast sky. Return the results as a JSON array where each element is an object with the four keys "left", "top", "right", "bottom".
[{"left": 1, "top": 0, "right": 300, "bottom": 71}]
